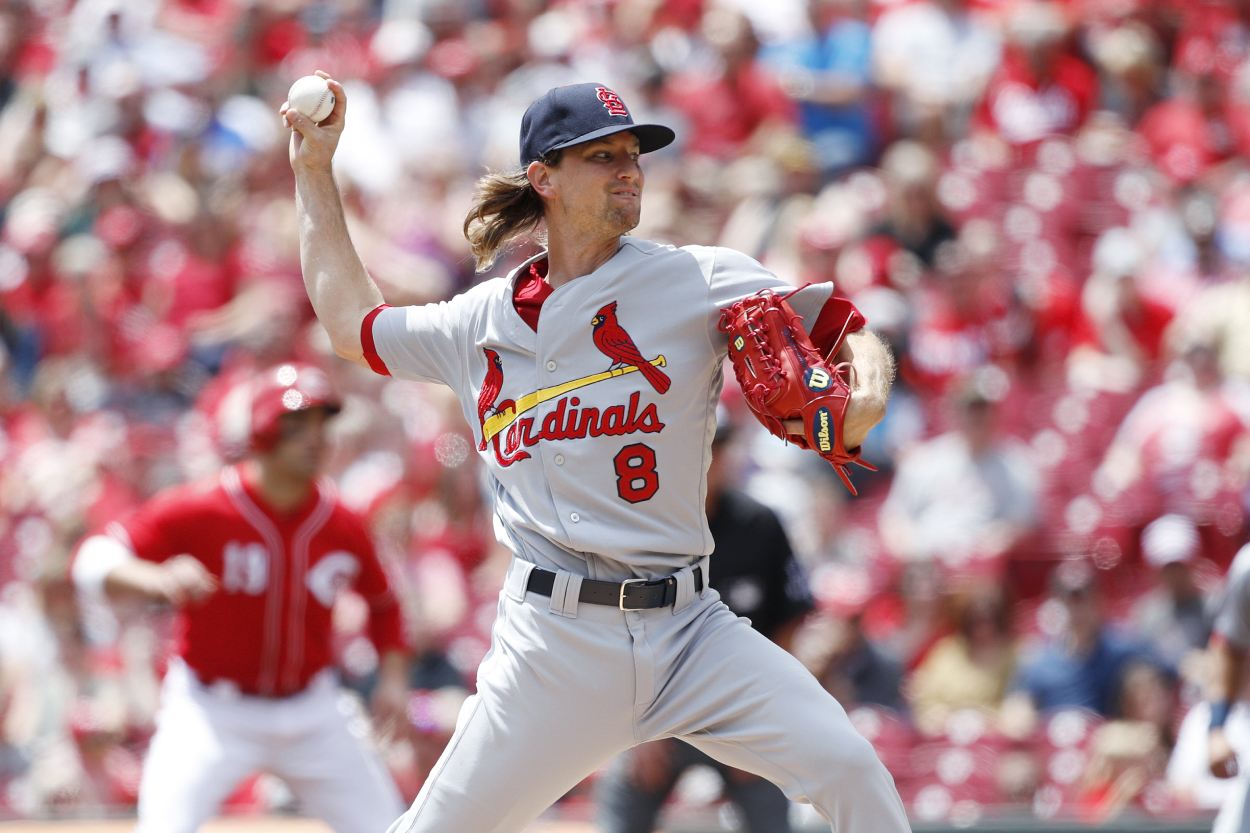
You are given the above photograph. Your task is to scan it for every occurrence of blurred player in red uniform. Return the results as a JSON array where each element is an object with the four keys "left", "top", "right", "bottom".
[{"left": 71, "top": 362, "right": 408, "bottom": 833}]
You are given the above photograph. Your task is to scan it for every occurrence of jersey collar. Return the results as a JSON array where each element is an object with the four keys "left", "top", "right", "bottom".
[{"left": 232, "top": 463, "right": 325, "bottom": 522}]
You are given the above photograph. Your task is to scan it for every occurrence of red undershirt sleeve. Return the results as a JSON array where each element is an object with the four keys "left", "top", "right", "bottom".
[
  {"left": 807, "top": 295, "right": 867, "bottom": 359},
  {"left": 360, "top": 305, "right": 393, "bottom": 376}
]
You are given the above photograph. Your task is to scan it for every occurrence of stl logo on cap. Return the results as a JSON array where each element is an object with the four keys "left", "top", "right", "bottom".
[{"left": 596, "top": 87, "right": 628, "bottom": 117}]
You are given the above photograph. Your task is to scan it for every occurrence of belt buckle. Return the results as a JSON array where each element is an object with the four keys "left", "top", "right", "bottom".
[{"left": 619, "top": 578, "right": 648, "bottom": 610}]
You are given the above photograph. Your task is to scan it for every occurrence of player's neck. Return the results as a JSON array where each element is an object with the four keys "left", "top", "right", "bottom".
[
  {"left": 242, "top": 459, "right": 316, "bottom": 514},
  {"left": 543, "top": 228, "right": 622, "bottom": 289}
]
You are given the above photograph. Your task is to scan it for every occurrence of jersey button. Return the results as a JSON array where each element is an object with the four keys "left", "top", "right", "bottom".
[
  {"left": 570, "top": 512, "right": 580, "bottom": 523},
  {"left": 546, "top": 360, "right": 557, "bottom": 371},
  {"left": 554, "top": 454, "right": 565, "bottom": 466}
]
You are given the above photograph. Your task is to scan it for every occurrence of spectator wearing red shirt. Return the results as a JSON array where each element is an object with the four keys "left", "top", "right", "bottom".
[
  {"left": 902, "top": 239, "right": 1022, "bottom": 398},
  {"left": 1068, "top": 227, "right": 1176, "bottom": 390},
  {"left": 1137, "top": 39, "right": 1250, "bottom": 184},
  {"left": 976, "top": 2, "right": 1098, "bottom": 148},
  {"left": 663, "top": 7, "right": 797, "bottom": 161},
  {"left": 1093, "top": 341, "right": 1248, "bottom": 538}
]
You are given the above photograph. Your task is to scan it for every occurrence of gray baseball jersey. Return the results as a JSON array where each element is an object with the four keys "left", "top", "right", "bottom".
[
  {"left": 368, "top": 238, "right": 832, "bottom": 579},
  {"left": 1215, "top": 544, "right": 1250, "bottom": 648},
  {"left": 1207, "top": 543, "right": 1250, "bottom": 833}
]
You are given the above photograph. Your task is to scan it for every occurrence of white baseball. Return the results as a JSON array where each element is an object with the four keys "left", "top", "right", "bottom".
[{"left": 287, "top": 75, "right": 336, "bottom": 124}]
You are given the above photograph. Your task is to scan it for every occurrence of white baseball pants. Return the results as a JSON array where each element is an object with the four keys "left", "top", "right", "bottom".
[
  {"left": 1198, "top": 702, "right": 1250, "bottom": 833},
  {"left": 386, "top": 558, "right": 910, "bottom": 833},
  {"left": 136, "top": 660, "right": 404, "bottom": 833}
]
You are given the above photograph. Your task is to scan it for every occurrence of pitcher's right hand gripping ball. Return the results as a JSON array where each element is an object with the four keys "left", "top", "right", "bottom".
[
  {"left": 282, "top": 70, "right": 345, "bottom": 174},
  {"left": 720, "top": 288, "right": 875, "bottom": 494},
  {"left": 287, "top": 75, "right": 336, "bottom": 123}
]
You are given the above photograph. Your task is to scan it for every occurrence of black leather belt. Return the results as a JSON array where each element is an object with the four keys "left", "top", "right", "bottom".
[{"left": 526, "top": 566, "right": 703, "bottom": 610}]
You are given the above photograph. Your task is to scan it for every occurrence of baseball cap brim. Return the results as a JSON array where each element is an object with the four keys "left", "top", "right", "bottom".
[{"left": 546, "top": 123, "right": 675, "bottom": 156}]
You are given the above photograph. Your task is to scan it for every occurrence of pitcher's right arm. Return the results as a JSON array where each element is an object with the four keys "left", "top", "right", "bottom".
[{"left": 285, "top": 71, "right": 384, "bottom": 367}]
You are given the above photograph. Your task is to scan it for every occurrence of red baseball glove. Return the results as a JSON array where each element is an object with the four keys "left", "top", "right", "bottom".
[{"left": 719, "top": 288, "right": 875, "bottom": 494}]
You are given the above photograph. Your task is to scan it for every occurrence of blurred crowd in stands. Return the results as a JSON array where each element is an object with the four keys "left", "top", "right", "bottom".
[{"left": 0, "top": 0, "right": 1249, "bottom": 825}]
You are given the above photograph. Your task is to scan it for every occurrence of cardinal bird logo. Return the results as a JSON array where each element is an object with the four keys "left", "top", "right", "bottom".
[
  {"left": 477, "top": 348, "right": 504, "bottom": 450},
  {"left": 591, "top": 302, "right": 671, "bottom": 394}
]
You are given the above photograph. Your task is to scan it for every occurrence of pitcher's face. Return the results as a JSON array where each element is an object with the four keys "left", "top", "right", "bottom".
[{"left": 546, "top": 131, "right": 644, "bottom": 237}]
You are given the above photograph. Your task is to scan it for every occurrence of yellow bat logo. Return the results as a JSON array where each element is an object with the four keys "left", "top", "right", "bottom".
[{"left": 482, "top": 356, "right": 667, "bottom": 444}]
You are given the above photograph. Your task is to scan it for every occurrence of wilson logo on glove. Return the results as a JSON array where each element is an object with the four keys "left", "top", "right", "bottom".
[
  {"left": 805, "top": 368, "right": 832, "bottom": 391},
  {"left": 814, "top": 407, "right": 833, "bottom": 453}
]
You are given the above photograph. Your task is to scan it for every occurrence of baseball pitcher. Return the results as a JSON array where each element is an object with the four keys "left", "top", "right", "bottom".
[{"left": 285, "top": 76, "right": 909, "bottom": 833}]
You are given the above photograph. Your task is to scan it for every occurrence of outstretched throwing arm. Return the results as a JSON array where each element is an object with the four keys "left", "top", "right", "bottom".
[{"left": 285, "top": 71, "right": 385, "bottom": 367}]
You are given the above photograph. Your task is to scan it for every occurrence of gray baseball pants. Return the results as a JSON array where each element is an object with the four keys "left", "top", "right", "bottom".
[{"left": 386, "top": 557, "right": 910, "bottom": 833}]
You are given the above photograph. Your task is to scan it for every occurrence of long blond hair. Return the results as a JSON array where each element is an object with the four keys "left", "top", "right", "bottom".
[{"left": 462, "top": 150, "right": 561, "bottom": 272}]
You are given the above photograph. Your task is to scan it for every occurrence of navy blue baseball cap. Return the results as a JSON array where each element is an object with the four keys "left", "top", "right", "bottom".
[{"left": 520, "top": 82, "right": 675, "bottom": 165}]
